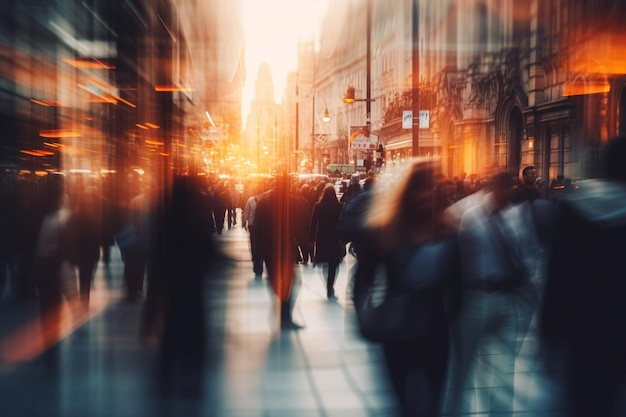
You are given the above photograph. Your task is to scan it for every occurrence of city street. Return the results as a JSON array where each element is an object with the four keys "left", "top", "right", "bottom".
[{"left": 0, "top": 218, "right": 564, "bottom": 417}]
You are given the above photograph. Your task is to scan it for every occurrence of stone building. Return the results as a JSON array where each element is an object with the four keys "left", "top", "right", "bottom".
[{"left": 298, "top": 0, "right": 626, "bottom": 181}]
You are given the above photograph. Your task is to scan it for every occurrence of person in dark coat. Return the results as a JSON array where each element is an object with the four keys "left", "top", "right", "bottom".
[
  {"left": 352, "top": 159, "right": 461, "bottom": 417},
  {"left": 255, "top": 174, "right": 308, "bottom": 330},
  {"left": 510, "top": 165, "right": 539, "bottom": 204},
  {"left": 309, "top": 183, "right": 345, "bottom": 299},
  {"left": 67, "top": 185, "right": 101, "bottom": 308},
  {"left": 337, "top": 175, "right": 376, "bottom": 259},
  {"left": 539, "top": 134, "right": 626, "bottom": 417},
  {"left": 142, "top": 175, "right": 218, "bottom": 395}
]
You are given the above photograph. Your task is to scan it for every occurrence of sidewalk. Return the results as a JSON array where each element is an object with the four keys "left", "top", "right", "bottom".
[
  {"left": 0, "top": 224, "right": 400, "bottom": 417},
  {"left": 0, "top": 221, "right": 568, "bottom": 417}
]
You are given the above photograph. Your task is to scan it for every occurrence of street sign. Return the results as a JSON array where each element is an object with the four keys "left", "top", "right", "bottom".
[
  {"left": 350, "top": 126, "right": 378, "bottom": 150},
  {"left": 419, "top": 110, "right": 430, "bottom": 128},
  {"left": 402, "top": 110, "right": 412, "bottom": 129}
]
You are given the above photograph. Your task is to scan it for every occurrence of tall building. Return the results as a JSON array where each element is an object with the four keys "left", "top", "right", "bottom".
[
  {"left": 244, "top": 62, "right": 281, "bottom": 173},
  {"left": 306, "top": 0, "right": 626, "bottom": 181}
]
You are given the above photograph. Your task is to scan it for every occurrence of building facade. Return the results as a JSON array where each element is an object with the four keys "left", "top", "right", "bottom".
[{"left": 296, "top": 0, "right": 626, "bottom": 181}]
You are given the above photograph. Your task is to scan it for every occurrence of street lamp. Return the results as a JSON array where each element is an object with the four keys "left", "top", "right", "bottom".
[{"left": 311, "top": 90, "right": 331, "bottom": 173}]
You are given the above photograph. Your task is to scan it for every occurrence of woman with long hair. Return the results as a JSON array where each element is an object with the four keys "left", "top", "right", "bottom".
[
  {"left": 309, "top": 183, "right": 345, "bottom": 299},
  {"left": 353, "top": 158, "right": 461, "bottom": 417}
]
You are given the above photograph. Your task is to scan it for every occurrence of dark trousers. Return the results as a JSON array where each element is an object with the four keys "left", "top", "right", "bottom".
[
  {"left": 78, "top": 262, "right": 97, "bottom": 304},
  {"left": 383, "top": 328, "right": 449, "bottom": 417},
  {"left": 122, "top": 252, "right": 145, "bottom": 301},
  {"left": 248, "top": 225, "right": 263, "bottom": 275}
]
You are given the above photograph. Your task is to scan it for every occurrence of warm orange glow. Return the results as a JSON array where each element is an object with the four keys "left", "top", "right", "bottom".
[
  {"left": 63, "top": 58, "right": 115, "bottom": 69},
  {"left": 0, "top": 294, "right": 110, "bottom": 366},
  {"left": 30, "top": 99, "right": 68, "bottom": 107},
  {"left": 30, "top": 99, "right": 50, "bottom": 107},
  {"left": 572, "top": 31, "right": 626, "bottom": 75},
  {"left": 111, "top": 94, "right": 136, "bottom": 108},
  {"left": 19, "top": 149, "right": 55, "bottom": 157},
  {"left": 39, "top": 129, "right": 81, "bottom": 138},
  {"left": 145, "top": 122, "right": 160, "bottom": 129},
  {"left": 43, "top": 142, "right": 63, "bottom": 148},
  {"left": 562, "top": 80, "right": 610, "bottom": 96},
  {"left": 136, "top": 123, "right": 149, "bottom": 129},
  {"left": 78, "top": 84, "right": 117, "bottom": 104},
  {"left": 155, "top": 85, "right": 195, "bottom": 92},
  {"left": 145, "top": 139, "right": 164, "bottom": 146}
]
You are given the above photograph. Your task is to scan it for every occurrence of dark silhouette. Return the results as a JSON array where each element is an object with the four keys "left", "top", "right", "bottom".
[
  {"left": 445, "top": 169, "right": 540, "bottom": 416},
  {"left": 308, "top": 183, "right": 345, "bottom": 299},
  {"left": 142, "top": 175, "right": 218, "bottom": 396},
  {"left": 67, "top": 185, "right": 101, "bottom": 308},
  {"left": 510, "top": 165, "right": 539, "bottom": 204},
  {"left": 352, "top": 159, "right": 461, "bottom": 417},
  {"left": 255, "top": 174, "right": 308, "bottom": 330},
  {"left": 539, "top": 134, "right": 626, "bottom": 417}
]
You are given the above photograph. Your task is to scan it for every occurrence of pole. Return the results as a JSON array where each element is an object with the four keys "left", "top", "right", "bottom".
[
  {"left": 366, "top": 0, "right": 371, "bottom": 131},
  {"left": 411, "top": 0, "right": 420, "bottom": 157},
  {"left": 311, "top": 94, "right": 315, "bottom": 174},
  {"left": 366, "top": 0, "right": 372, "bottom": 171},
  {"left": 295, "top": 79, "right": 299, "bottom": 173},
  {"left": 311, "top": 48, "right": 316, "bottom": 174},
  {"left": 257, "top": 109, "right": 260, "bottom": 170}
]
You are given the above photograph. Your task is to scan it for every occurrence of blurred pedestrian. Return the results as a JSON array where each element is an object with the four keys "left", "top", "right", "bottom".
[
  {"left": 212, "top": 180, "right": 229, "bottom": 234},
  {"left": 352, "top": 158, "right": 462, "bottom": 417},
  {"left": 444, "top": 169, "right": 540, "bottom": 416},
  {"left": 534, "top": 176, "right": 548, "bottom": 198},
  {"left": 67, "top": 185, "right": 101, "bottom": 309},
  {"left": 298, "top": 183, "right": 314, "bottom": 265},
  {"left": 142, "top": 175, "right": 218, "bottom": 395},
  {"left": 539, "top": 134, "right": 626, "bottom": 417},
  {"left": 32, "top": 174, "right": 76, "bottom": 356},
  {"left": 255, "top": 174, "right": 307, "bottom": 330},
  {"left": 117, "top": 176, "right": 152, "bottom": 302},
  {"left": 339, "top": 173, "right": 361, "bottom": 204},
  {"left": 242, "top": 183, "right": 265, "bottom": 279},
  {"left": 510, "top": 165, "right": 539, "bottom": 204},
  {"left": 308, "top": 183, "right": 345, "bottom": 300},
  {"left": 337, "top": 175, "right": 377, "bottom": 260}
]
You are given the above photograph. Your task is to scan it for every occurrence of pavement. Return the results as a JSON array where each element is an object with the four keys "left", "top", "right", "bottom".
[{"left": 0, "top": 217, "right": 570, "bottom": 417}]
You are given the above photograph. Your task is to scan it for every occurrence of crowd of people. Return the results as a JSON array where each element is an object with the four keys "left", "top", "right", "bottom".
[
  {"left": 347, "top": 135, "right": 626, "bottom": 417},
  {"left": 0, "top": 135, "right": 624, "bottom": 414}
]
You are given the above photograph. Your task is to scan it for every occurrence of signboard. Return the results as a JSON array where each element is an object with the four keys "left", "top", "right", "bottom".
[
  {"left": 402, "top": 110, "right": 413, "bottom": 129},
  {"left": 419, "top": 110, "right": 430, "bottom": 129},
  {"left": 350, "top": 126, "right": 379, "bottom": 150}
]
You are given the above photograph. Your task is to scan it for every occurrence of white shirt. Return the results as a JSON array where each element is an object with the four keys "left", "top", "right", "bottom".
[{"left": 242, "top": 194, "right": 260, "bottom": 228}]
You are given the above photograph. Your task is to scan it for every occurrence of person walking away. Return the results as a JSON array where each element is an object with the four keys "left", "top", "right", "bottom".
[
  {"left": 352, "top": 159, "right": 462, "bottom": 417},
  {"left": 444, "top": 169, "right": 541, "bottom": 417},
  {"left": 298, "top": 183, "right": 314, "bottom": 264},
  {"left": 539, "top": 134, "right": 626, "bottom": 417},
  {"left": 241, "top": 183, "right": 264, "bottom": 279},
  {"left": 337, "top": 175, "right": 376, "bottom": 259},
  {"left": 67, "top": 185, "right": 101, "bottom": 309},
  {"left": 212, "top": 180, "right": 229, "bottom": 234},
  {"left": 308, "top": 183, "right": 345, "bottom": 300},
  {"left": 117, "top": 176, "right": 152, "bottom": 302},
  {"left": 255, "top": 174, "right": 307, "bottom": 330},
  {"left": 339, "top": 174, "right": 362, "bottom": 204},
  {"left": 32, "top": 174, "right": 76, "bottom": 363},
  {"left": 142, "top": 175, "right": 218, "bottom": 396}
]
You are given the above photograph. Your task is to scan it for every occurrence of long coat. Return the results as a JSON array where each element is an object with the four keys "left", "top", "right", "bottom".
[{"left": 309, "top": 198, "right": 344, "bottom": 263}]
